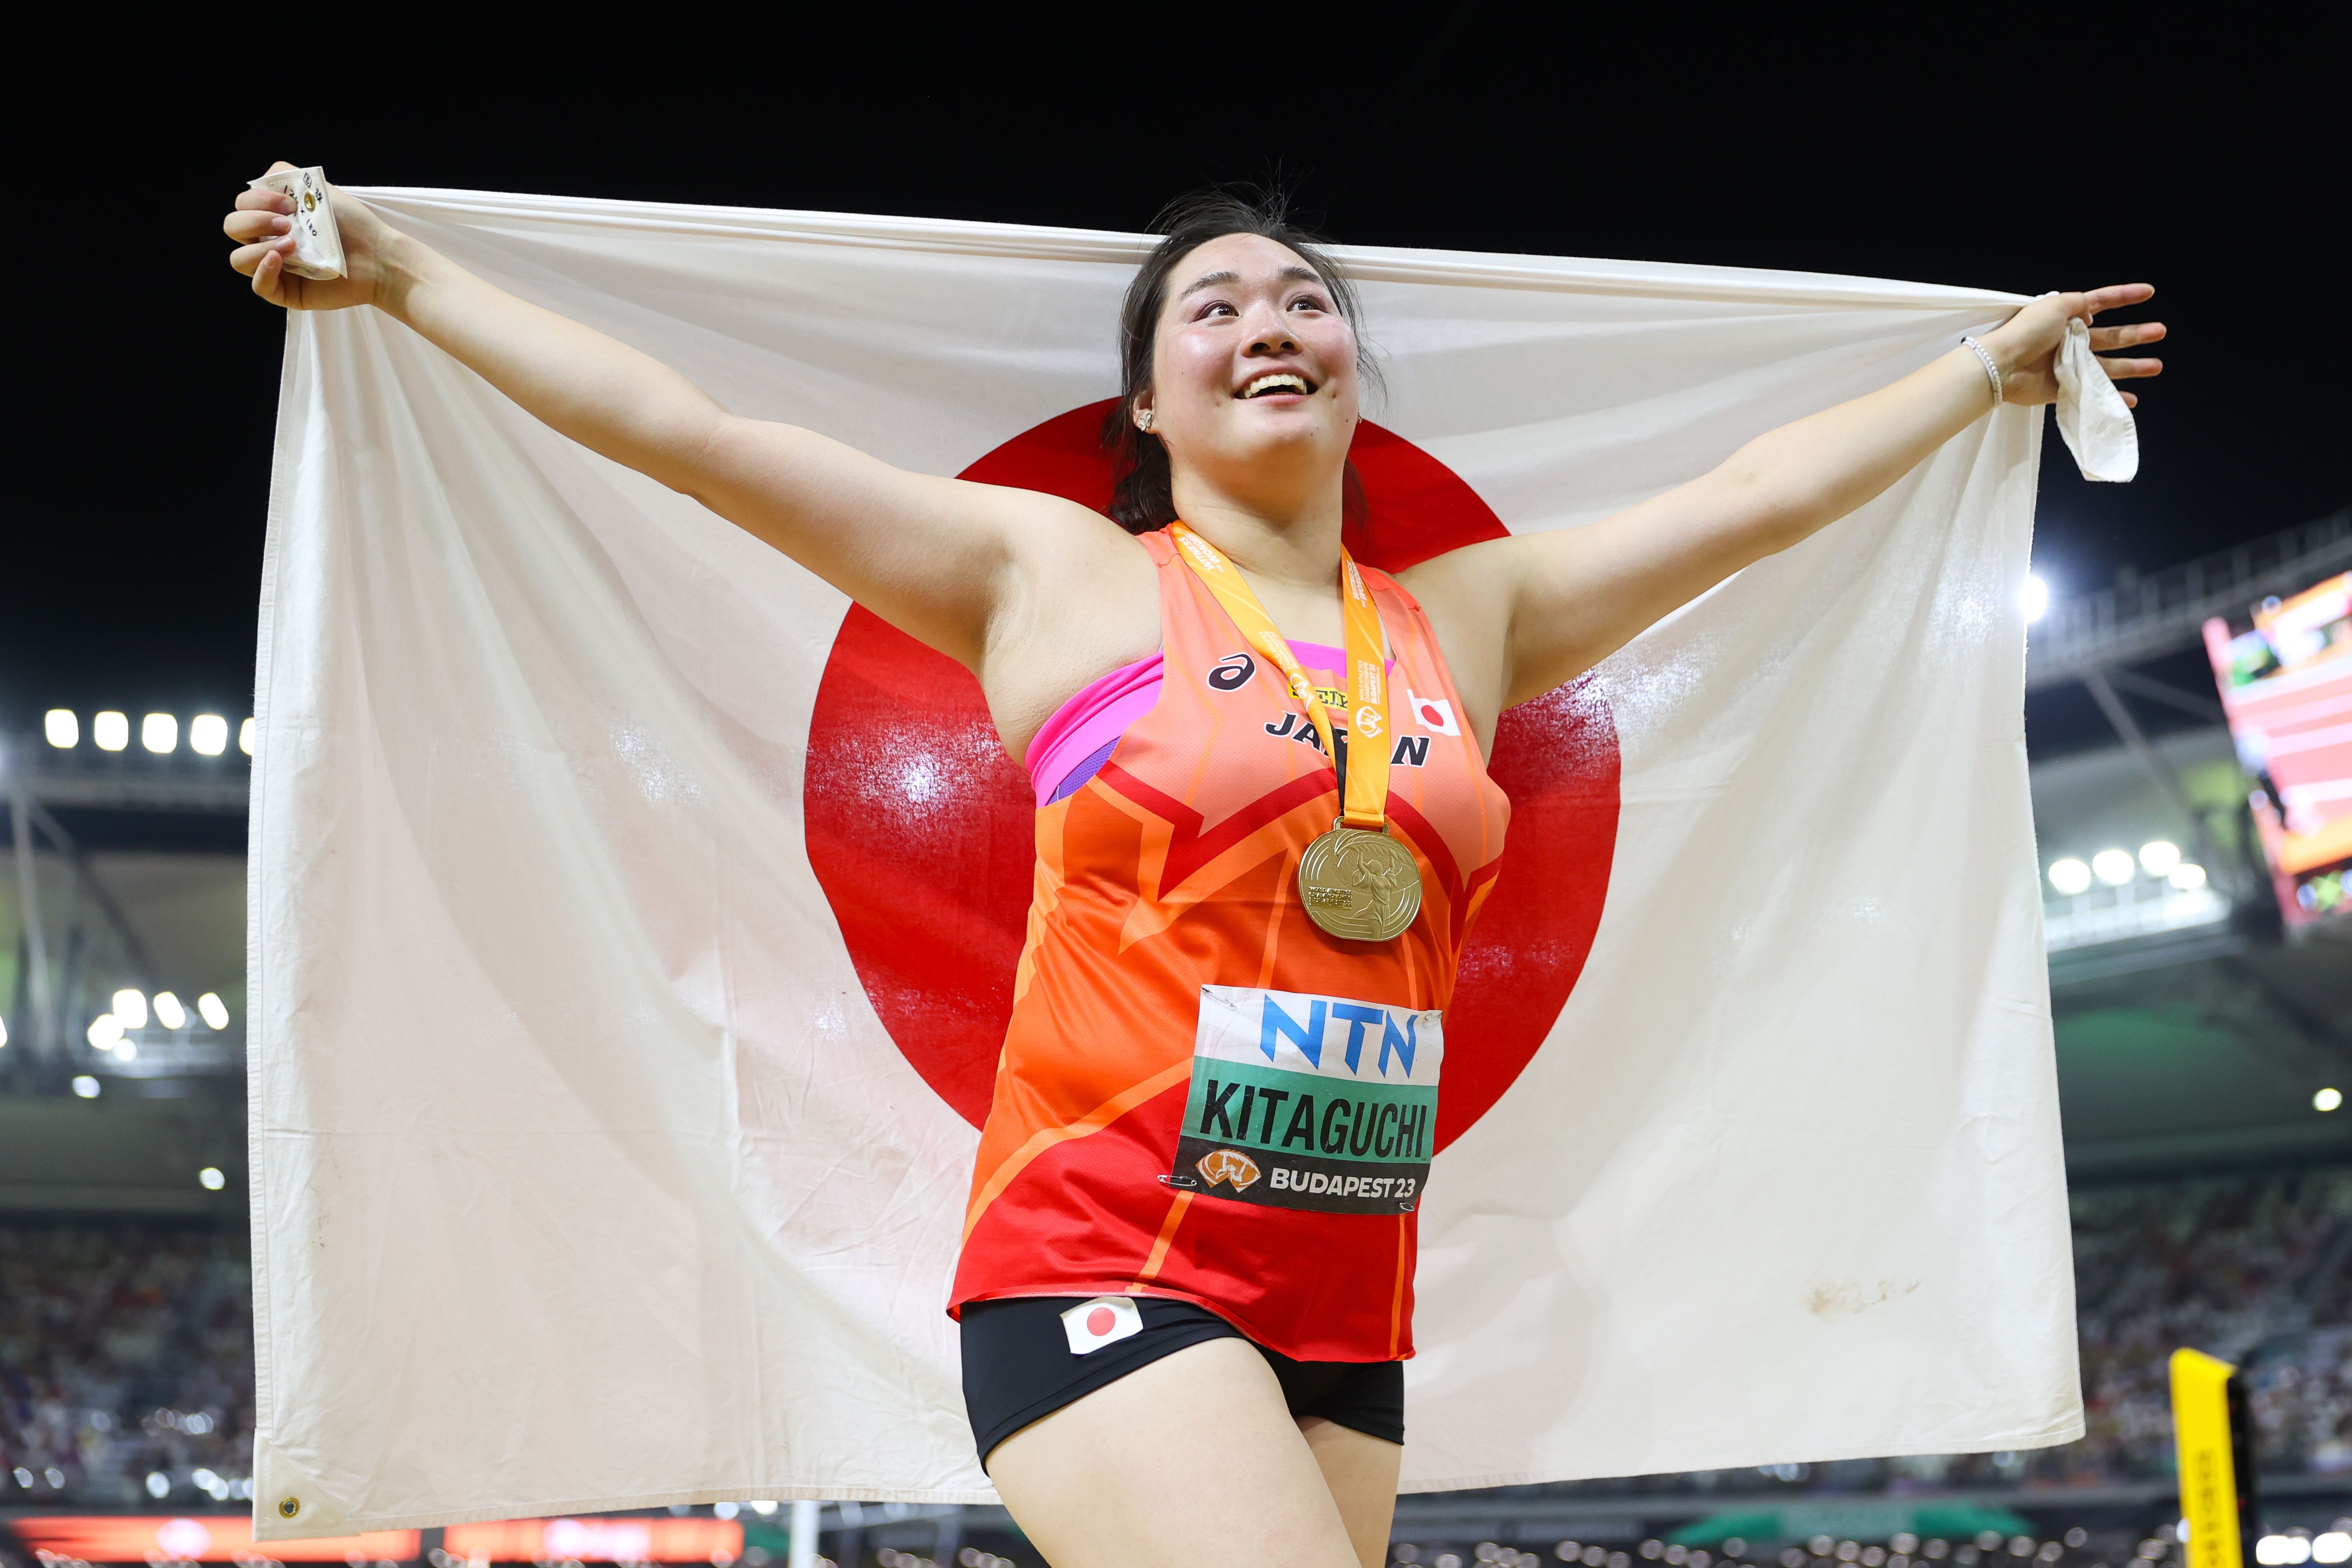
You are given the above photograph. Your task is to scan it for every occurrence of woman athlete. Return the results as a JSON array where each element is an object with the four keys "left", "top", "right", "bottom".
[{"left": 224, "top": 168, "right": 2160, "bottom": 1568}]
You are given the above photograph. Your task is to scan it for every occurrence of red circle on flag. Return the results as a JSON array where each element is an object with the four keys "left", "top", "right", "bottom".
[
  {"left": 1086, "top": 1307, "right": 1115, "bottom": 1337},
  {"left": 805, "top": 403, "right": 1620, "bottom": 1151}
]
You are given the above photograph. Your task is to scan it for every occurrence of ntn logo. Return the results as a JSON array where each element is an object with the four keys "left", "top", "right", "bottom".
[{"left": 1260, "top": 994, "right": 1424, "bottom": 1078}]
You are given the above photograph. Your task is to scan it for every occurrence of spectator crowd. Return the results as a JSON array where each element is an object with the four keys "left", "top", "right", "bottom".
[
  {"left": 7, "top": 1167, "right": 2352, "bottom": 1507},
  {"left": 0, "top": 1225, "right": 254, "bottom": 1507}
]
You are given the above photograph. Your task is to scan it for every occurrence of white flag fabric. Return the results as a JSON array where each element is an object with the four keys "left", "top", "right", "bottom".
[{"left": 247, "top": 189, "right": 2078, "bottom": 1536}]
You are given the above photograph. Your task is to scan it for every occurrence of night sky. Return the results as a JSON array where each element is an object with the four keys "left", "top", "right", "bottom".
[{"left": 8, "top": 17, "right": 2340, "bottom": 760}]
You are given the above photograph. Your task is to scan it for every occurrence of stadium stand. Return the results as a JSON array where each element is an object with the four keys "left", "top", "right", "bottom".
[
  {"left": 6, "top": 1169, "right": 2352, "bottom": 1514},
  {"left": 2068, "top": 1168, "right": 2352, "bottom": 1481},
  {"left": 0, "top": 1224, "right": 253, "bottom": 1508}
]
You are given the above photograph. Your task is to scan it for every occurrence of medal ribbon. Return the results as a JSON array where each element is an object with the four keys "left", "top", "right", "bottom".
[{"left": 1169, "top": 523, "right": 1393, "bottom": 832}]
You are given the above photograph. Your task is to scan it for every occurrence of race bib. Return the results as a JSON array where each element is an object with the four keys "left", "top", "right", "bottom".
[{"left": 1168, "top": 985, "right": 1442, "bottom": 1216}]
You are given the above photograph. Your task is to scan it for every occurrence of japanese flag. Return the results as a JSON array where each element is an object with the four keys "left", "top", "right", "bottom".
[
  {"left": 247, "top": 187, "right": 2072, "bottom": 1533},
  {"left": 1060, "top": 1297, "right": 1145, "bottom": 1356},
  {"left": 1407, "top": 687, "right": 1461, "bottom": 736}
]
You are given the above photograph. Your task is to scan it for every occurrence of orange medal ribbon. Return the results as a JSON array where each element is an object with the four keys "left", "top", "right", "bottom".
[
  {"left": 1168, "top": 523, "right": 1393, "bottom": 829},
  {"left": 1170, "top": 523, "right": 1423, "bottom": 942}
]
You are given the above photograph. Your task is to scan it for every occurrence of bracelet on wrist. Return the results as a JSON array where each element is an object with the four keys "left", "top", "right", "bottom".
[{"left": 1960, "top": 335, "right": 2004, "bottom": 408}]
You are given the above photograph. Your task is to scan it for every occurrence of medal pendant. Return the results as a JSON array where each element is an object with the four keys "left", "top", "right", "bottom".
[{"left": 1297, "top": 826, "right": 1423, "bottom": 942}]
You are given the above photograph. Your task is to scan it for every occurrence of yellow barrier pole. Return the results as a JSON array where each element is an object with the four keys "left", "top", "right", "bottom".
[{"left": 2172, "top": 1348, "right": 2258, "bottom": 1568}]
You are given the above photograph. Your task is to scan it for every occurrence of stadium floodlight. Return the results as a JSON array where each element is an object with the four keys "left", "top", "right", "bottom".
[
  {"left": 154, "top": 992, "right": 187, "bottom": 1029},
  {"left": 87, "top": 1013, "right": 124, "bottom": 1048},
  {"left": 190, "top": 714, "right": 229, "bottom": 756},
  {"left": 2170, "top": 863, "right": 2209, "bottom": 891},
  {"left": 2092, "top": 849, "right": 2137, "bottom": 886},
  {"left": 2317, "top": 1088, "right": 2343, "bottom": 1114},
  {"left": 71, "top": 1075, "right": 99, "bottom": 1098},
  {"left": 145, "top": 1472, "right": 170, "bottom": 1499},
  {"left": 93, "top": 710, "right": 129, "bottom": 750},
  {"left": 2140, "top": 840, "right": 2182, "bottom": 876},
  {"left": 239, "top": 716, "right": 255, "bottom": 755},
  {"left": 112, "top": 988, "right": 148, "bottom": 1028},
  {"left": 44, "top": 709, "right": 78, "bottom": 748},
  {"left": 142, "top": 713, "right": 178, "bottom": 753},
  {"left": 115, "top": 1039, "right": 137, "bottom": 1061},
  {"left": 2047, "top": 858, "right": 2093, "bottom": 896},
  {"left": 2312, "top": 1535, "right": 2351, "bottom": 1565},
  {"left": 2021, "top": 575, "right": 2050, "bottom": 623},
  {"left": 196, "top": 992, "right": 230, "bottom": 1030},
  {"left": 199, "top": 1167, "right": 226, "bottom": 1191}
]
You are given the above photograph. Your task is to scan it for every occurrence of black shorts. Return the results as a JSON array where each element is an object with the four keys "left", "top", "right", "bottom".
[{"left": 959, "top": 1294, "right": 1405, "bottom": 1468}]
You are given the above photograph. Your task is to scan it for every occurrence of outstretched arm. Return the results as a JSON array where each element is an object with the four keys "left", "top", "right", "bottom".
[
  {"left": 224, "top": 164, "right": 1130, "bottom": 674},
  {"left": 1407, "top": 288, "right": 2163, "bottom": 716}
]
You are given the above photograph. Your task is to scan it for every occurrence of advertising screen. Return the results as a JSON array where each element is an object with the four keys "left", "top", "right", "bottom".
[
  {"left": 444, "top": 1517, "right": 744, "bottom": 1564},
  {"left": 7, "top": 1516, "right": 421, "bottom": 1563},
  {"left": 4, "top": 1516, "right": 743, "bottom": 1566},
  {"left": 2205, "top": 571, "right": 2352, "bottom": 924}
]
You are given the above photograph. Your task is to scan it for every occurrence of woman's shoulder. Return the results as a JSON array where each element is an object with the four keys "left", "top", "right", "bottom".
[{"left": 1359, "top": 560, "right": 1423, "bottom": 613}]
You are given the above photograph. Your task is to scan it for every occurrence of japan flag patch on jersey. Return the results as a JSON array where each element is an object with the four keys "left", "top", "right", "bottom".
[
  {"left": 1407, "top": 688, "right": 1460, "bottom": 736},
  {"left": 1060, "top": 1295, "right": 1144, "bottom": 1355}
]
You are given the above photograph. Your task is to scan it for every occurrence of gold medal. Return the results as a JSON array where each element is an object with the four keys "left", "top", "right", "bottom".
[
  {"left": 1298, "top": 823, "right": 1423, "bottom": 941},
  {"left": 1169, "top": 523, "right": 1427, "bottom": 943}
]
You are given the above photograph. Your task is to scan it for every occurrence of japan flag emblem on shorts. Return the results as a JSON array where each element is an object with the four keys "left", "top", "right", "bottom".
[
  {"left": 1060, "top": 1296, "right": 1144, "bottom": 1355},
  {"left": 1407, "top": 688, "right": 1460, "bottom": 736}
]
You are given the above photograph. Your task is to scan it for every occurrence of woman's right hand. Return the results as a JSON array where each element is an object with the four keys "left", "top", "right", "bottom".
[{"left": 224, "top": 161, "right": 393, "bottom": 312}]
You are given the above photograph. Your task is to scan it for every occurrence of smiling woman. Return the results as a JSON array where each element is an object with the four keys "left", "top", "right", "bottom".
[
  {"left": 1103, "top": 189, "right": 1381, "bottom": 534},
  {"left": 224, "top": 165, "right": 2160, "bottom": 1567}
]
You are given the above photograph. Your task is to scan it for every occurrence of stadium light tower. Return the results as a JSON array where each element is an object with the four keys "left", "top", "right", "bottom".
[{"left": 44, "top": 710, "right": 78, "bottom": 748}]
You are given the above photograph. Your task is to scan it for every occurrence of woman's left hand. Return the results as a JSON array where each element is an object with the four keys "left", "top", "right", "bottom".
[{"left": 1982, "top": 285, "right": 2165, "bottom": 408}]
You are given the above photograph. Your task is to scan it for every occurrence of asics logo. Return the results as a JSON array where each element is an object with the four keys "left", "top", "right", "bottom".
[{"left": 1207, "top": 652, "right": 1255, "bottom": 692}]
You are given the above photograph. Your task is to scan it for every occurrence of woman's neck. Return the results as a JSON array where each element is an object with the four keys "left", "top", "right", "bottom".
[{"left": 1172, "top": 493, "right": 1345, "bottom": 590}]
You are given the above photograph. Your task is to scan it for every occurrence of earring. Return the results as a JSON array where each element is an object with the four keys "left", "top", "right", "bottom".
[{"left": 1136, "top": 410, "right": 1154, "bottom": 433}]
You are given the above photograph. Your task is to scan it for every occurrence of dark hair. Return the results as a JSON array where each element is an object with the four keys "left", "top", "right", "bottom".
[{"left": 1102, "top": 186, "right": 1377, "bottom": 534}]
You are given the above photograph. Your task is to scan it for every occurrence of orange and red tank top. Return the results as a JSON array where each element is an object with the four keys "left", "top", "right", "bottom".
[{"left": 949, "top": 527, "right": 1511, "bottom": 1362}]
